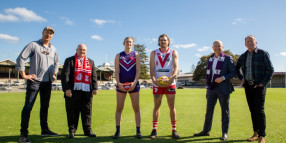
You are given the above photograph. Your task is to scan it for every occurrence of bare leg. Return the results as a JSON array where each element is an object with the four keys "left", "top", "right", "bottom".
[
  {"left": 166, "top": 94, "right": 176, "bottom": 121},
  {"left": 153, "top": 94, "right": 163, "bottom": 121},
  {"left": 115, "top": 92, "right": 127, "bottom": 126},
  {"left": 129, "top": 92, "right": 141, "bottom": 127}
]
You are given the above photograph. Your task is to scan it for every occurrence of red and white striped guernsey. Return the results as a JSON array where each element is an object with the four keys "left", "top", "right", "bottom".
[{"left": 153, "top": 48, "right": 176, "bottom": 86}]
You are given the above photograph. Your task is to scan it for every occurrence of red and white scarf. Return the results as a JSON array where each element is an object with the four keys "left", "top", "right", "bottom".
[{"left": 74, "top": 53, "right": 91, "bottom": 92}]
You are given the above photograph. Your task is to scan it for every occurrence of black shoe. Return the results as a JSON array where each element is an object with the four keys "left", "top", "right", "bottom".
[
  {"left": 84, "top": 131, "right": 96, "bottom": 137},
  {"left": 41, "top": 129, "right": 58, "bottom": 136},
  {"left": 136, "top": 132, "right": 142, "bottom": 139},
  {"left": 19, "top": 134, "right": 31, "bottom": 143},
  {"left": 220, "top": 133, "right": 228, "bottom": 141},
  {"left": 67, "top": 132, "right": 75, "bottom": 138},
  {"left": 113, "top": 131, "right": 120, "bottom": 139},
  {"left": 150, "top": 130, "right": 157, "bottom": 139},
  {"left": 172, "top": 131, "right": 180, "bottom": 139},
  {"left": 194, "top": 131, "right": 210, "bottom": 136}
]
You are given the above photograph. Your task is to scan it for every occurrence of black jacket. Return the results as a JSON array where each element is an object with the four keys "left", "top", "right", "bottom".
[{"left": 61, "top": 56, "right": 98, "bottom": 93}]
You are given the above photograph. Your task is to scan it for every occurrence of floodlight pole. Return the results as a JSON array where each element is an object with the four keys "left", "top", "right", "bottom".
[{"left": 8, "top": 69, "right": 12, "bottom": 87}]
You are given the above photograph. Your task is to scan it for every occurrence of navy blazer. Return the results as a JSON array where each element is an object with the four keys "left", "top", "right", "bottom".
[
  {"left": 206, "top": 55, "right": 236, "bottom": 95},
  {"left": 61, "top": 56, "right": 98, "bottom": 95}
]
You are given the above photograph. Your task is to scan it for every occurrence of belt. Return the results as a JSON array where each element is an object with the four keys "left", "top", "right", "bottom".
[{"left": 245, "top": 80, "right": 255, "bottom": 85}]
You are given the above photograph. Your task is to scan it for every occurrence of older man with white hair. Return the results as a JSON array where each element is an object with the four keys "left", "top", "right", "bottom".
[{"left": 61, "top": 44, "right": 98, "bottom": 138}]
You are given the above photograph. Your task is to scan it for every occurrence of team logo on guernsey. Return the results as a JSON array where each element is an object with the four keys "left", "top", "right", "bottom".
[
  {"left": 157, "top": 53, "right": 170, "bottom": 68},
  {"left": 120, "top": 57, "right": 136, "bottom": 72}
]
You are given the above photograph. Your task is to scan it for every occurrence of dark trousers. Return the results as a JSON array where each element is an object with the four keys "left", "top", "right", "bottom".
[
  {"left": 65, "top": 90, "right": 93, "bottom": 133},
  {"left": 244, "top": 84, "right": 266, "bottom": 137},
  {"left": 203, "top": 87, "right": 230, "bottom": 134},
  {"left": 20, "top": 80, "right": 52, "bottom": 134}
]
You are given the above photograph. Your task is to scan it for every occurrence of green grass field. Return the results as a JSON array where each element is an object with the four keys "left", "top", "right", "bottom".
[{"left": 0, "top": 88, "right": 285, "bottom": 143}]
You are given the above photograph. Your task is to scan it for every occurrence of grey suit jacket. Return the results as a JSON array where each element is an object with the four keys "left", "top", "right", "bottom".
[{"left": 206, "top": 55, "right": 236, "bottom": 95}]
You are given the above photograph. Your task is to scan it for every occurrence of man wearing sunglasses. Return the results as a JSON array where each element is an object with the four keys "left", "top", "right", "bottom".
[{"left": 16, "top": 26, "right": 59, "bottom": 143}]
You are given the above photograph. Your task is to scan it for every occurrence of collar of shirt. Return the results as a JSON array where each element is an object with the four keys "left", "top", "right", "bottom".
[{"left": 39, "top": 39, "right": 52, "bottom": 48}]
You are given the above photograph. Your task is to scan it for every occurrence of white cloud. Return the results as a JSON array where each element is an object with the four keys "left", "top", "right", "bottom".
[
  {"left": 173, "top": 43, "right": 197, "bottom": 49},
  {"left": 0, "top": 7, "right": 46, "bottom": 22},
  {"left": 143, "top": 38, "right": 157, "bottom": 44},
  {"left": 146, "top": 48, "right": 153, "bottom": 52},
  {"left": 91, "top": 35, "right": 103, "bottom": 41},
  {"left": 60, "top": 17, "right": 73, "bottom": 26},
  {"left": 198, "top": 46, "right": 211, "bottom": 52},
  {"left": 0, "top": 33, "right": 19, "bottom": 43},
  {"left": 232, "top": 18, "right": 245, "bottom": 25},
  {"left": 91, "top": 19, "right": 115, "bottom": 26},
  {"left": 280, "top": 52, "right": 286, "bottom": 56},
  {"left": 0, "top": 14, "right": 19, "bottom": 22},
  {"left": 195, "top": 54, "right": 202, "bottom": 58}
]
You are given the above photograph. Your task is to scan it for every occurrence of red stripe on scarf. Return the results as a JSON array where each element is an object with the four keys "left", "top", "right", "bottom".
[{"left": 74, "top": 53, "right": 91, "bottom": 89}]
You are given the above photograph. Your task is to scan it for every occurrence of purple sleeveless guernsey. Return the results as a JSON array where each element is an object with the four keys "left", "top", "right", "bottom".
[{"left": 117, "top": 51, "right": 140, "bottom": 93}]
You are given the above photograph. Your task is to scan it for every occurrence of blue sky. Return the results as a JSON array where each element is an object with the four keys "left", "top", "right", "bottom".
[{"left": 1, "top": 0, "right": 286, "bottom": 72}]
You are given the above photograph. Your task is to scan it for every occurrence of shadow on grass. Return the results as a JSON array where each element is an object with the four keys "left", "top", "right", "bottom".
[
  {"left": 178, "top": 135, "right": 247, "bottom": 143},
  {"left": 0, "top": 134, "right": 207, "bottom": 143}
]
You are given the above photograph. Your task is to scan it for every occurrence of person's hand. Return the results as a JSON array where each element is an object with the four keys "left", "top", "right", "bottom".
[
  {"left": 153, "top": 80, "right": 163, "bottom": 87},
  {"left": 240, "top": 79, "right": 245, "bottom": 86},
  {"left": 127, "top": 82, "right": 136, "bottom": 92},
  {"left": 92, "top": 90, "right": 98, "bottom": 95},
  {"left": 118, "top": 83, "right": 127, "bottom": 92},
  {"left": 65, "top": 90, "right": 72, "bottom": 97},
  {"left": 24, "top": 74, "right": 37, "bottom": 82},
  {"left": 215, "top": 77, "right": 224, "bottom": 83},
  {"left": 164, "top": 78, "right": 174, "bottom": 87},
  {"left": 254, "top": 83, "right": 264, "bottom": 88},
  {"left": 52, "top": 74, "right": 57, "bottom": 82}
]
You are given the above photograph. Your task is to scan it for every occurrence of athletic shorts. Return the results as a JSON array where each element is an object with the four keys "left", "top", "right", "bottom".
[
  {"left": 153, "top": 84, "right": 176, "bottom": 95},
  {"left": 116, "top": 82, "right": 140, "bottom": 93}
]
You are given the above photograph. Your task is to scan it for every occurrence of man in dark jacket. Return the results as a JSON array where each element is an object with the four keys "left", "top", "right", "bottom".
[
  {"left": 61, "top": 44, "right": 98, "bottom": 138},
  {"left": 194, "top": 40, "right": 235, "bottom": 141},
  {"left": 235, "top": 35, "right": 273, "bottom": 143}
]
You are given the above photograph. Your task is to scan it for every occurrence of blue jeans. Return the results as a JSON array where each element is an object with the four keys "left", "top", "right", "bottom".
[{"left": 20, "top": 80, "right": 52, "bottom": 134}]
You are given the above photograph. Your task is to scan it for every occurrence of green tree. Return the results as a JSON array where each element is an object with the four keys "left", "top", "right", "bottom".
[
  {"left": 193, "top": 50, "right": 239, "bottom": 81},
  {"left": 134, "top": 44, "right": 149, "bottom": 79}
]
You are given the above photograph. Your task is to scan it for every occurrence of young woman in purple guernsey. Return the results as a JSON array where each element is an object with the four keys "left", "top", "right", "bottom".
[{"left": 113, "top": 37, "right": 141, "bottom": 139}]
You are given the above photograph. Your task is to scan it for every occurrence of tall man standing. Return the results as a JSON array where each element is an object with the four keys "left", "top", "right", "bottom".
[
  {"left": 149, "top": 34, "right": 180, "bottom": 139},
  {"left": 194, "top": 40, "right": 235, "bottom": 141},
  {"left": 16, "top": 26, "right": 59, "bottom": 143},
  {"left": 61, "top": 44, "right": 98, "bottom": 138},
  {"left": 236, "top": 35, "right": 274, "bottom": 143}
]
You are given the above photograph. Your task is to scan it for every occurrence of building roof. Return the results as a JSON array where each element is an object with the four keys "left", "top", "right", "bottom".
[
  {"left": 177, "top": 73, "right": 193, "bottom": 78},
  {"left": 0, "top": 59, "right": 16, "bottom": 66}
]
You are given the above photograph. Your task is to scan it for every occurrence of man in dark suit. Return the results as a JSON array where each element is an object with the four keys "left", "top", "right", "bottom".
[
  {"left": 61, "top": 44, "right": 98, "bottom": 138},
  {"left": 194, "top": 40, "right": 235, "bottom": 141},
  {"left": 235, "top": 35, "right": 273, "bottom": 143}
]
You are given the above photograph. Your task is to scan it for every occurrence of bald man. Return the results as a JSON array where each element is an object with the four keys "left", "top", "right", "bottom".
[
  {"left": 61, "top": 44, "right": 98, "bottom": 138},
  {"left": 194, "top": 40, "right": 235, "bottom": 141}
]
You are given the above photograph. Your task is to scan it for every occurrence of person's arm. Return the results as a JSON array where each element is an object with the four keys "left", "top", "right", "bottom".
[
  {"left": 53, "top": 49, "right": 59, "bottom": 81},
  {"left": 61, "top": 58, "right": 72, "bottom": 97},
  {"left": 16, "top": 42, "right": 37, "bottom": 81},
  {"left": 114, "top": 54, "right": 127, "bottom": 92},
  {"left": 259, "top": 51, "right": 274, "bottom": 86},
  {"left": 215, "top": 56, "right": 236, "bottom": 83},
  {"left": 165, "top": 50, "right": 178, "bottom": 87},
  {"left": 235, "top": 55, "right": 245, "bottom": 86},
  {"left": 129, "top": 53, "right": 141, "bottom": 91},
  {"left": 90, "top": 59, "right": 98, "bottom": 95},
  {"left": 150, "top": 51, "right": 161, "bottom": 87}
]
